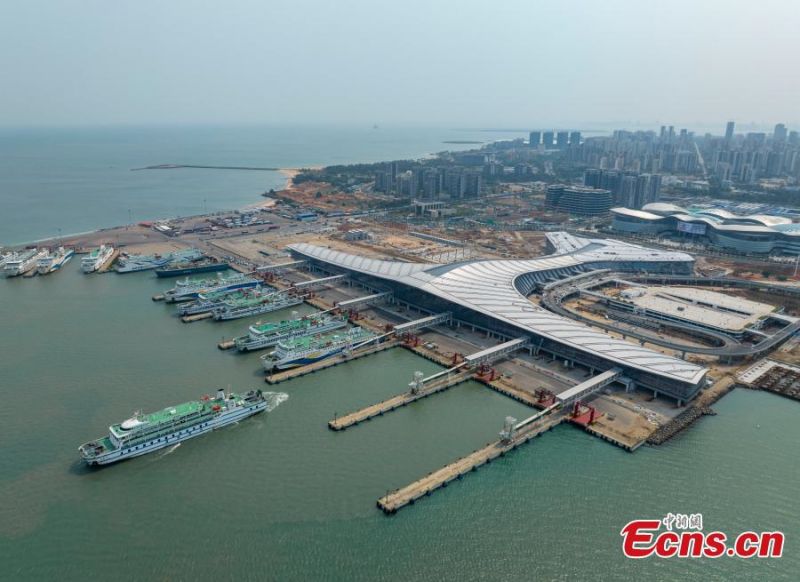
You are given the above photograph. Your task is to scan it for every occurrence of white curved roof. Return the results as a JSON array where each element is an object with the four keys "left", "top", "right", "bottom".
[
  {"left": 642, "top": 202, "right": 688, "bottom": 215},
  {"left": 611, "top": 207, "right": 664, "bottom": 220},
  {"left": 289, "top": 237, "right": 706, "bottom": 386},
  {"left": 746, "top": 215, "right": 793, "bottom": 227}
]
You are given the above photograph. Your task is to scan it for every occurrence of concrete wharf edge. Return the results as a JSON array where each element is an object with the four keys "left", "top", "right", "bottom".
[
  {"left": 328, "top": 370, "right": 473, "bottom": 431},
  {"left": 377, "top": 415, "right": 565, "bottom": 514}
]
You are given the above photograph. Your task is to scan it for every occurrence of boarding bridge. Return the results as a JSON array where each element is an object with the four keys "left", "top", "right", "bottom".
[
  {"left": 255, "top": 260, "right": 306, "bottom": 273},
  {"left": 393, "top": 312, "right": 452, "bottom": 334},
  {"left": 336, "top": 292, "right": 392, "bottom": 310},
  {"left": 464, "top": 338, "right": 528, "bottom": 366},
  {"left": 555, "top": 368, "right": 621, "bottom": 406},
  {"left": 292, "top": 274, "right": 347, "bottom": 290}
]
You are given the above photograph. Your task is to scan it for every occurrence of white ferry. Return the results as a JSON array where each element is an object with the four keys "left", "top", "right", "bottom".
[
  {"left": 4, "top": 249, "right": 47, "bottom": 277},
  {"left": 78, "top": 389, "right": 270, "bottom": 466},
  {"left": 37, "top": 247, "right": 75, "bottom": 274},
  {"left": 81, "top": 245, "right": 114, "bottom": 273}
]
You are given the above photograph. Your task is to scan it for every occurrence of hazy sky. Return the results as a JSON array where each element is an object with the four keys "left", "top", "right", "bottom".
[{"left": 1, "top": 0, "right": 798, "bottom": 129}]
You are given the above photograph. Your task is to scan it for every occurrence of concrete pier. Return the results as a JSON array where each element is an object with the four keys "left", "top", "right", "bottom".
[
  {"left": 328, "top": 369, "right": 473, "bottom": 431},
  {"left": 265, "top": 339, "right": 400, "bottom": 384},
  {"left": 181, "top": 312, "right": 213, "bottom": 323},
  {"left": 377, "top": 413, "right": 565, "bottom": 514}
]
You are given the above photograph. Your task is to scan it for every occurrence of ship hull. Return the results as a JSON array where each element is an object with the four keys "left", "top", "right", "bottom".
[
  {"left": 236, "top": 319, "right": 347, "bottom": 352},
  {"left": 213, "top": 297, "right": 304, "bottom": 321},
  {"left": 264, "top": 346, "right": 347, "bottom": 371},
  {"left": 83, "top": 401, "right": 267, "bottom": 466},
  {"left": 165, "top": 280, "right": 259, "bottom": 302},
  {"left": 155, "top": 263, "right": 229, "bottom": 278}
]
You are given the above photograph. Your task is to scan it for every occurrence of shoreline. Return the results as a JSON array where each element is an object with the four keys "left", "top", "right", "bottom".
[{"left": 2, "top": 166, "right": 313, "bottom": 249}]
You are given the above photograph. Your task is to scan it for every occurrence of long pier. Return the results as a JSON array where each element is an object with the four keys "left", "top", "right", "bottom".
[
  {"left": 265, "top": 339, "right": 400, "bottom": 384},
  {"left": 328, "top": 369, "right": 473, "bottom": 431},
  {"left": 377, "top": 413, "right": 565, "bottom": 514}
]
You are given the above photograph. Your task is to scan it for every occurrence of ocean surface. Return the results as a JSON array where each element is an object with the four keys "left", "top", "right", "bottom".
[
  {"left": 0, "top": 125, "right": 523, "bottom": 246},
  {"left": 1, "top": 126, "right": 798, "bottom": 581}
]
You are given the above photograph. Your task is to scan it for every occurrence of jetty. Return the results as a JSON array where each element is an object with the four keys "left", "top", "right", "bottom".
[
  {"left": 329, "top": 368, "right": 473, "bottom": 431},
  {"left": 377, "top": 412, "right": 565, "bottom": 514},
  {"left": 265, "top": 338, "right": 400, "bottom": 384}
]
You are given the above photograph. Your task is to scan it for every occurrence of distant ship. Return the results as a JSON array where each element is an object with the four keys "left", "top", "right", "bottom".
[
  {"left": 78, "top": 388, "right": 269, "bottom": 466},
  {"left": 116, "top": 248, "right": 203, "bottom": 273},
  {"left": 4, "top": 249, "right": 48, "bottom": 277},
  {"left": 261, "top": 327, "right": 376, "bottom": 371},
  {"left": 81, "top": 245, "right": 114, "bottom": 273},
  {"left": 155, "top": 258, "right": 229, "bottom": 278},
  {"left": 37, "top": 247, "right": 74, "bottom": 274},
  {"left": 235, "top": 313, "right": 348, "bottom": 352},
  {"left": 177, "top": 286, "right": 265, "bottom": 316},
  {"left": 163, "top": 273, "right": 260, "bottom": 303}
]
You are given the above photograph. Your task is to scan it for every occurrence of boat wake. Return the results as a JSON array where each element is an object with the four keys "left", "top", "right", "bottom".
[
  {"left": 263, "top": 391, "right": 289, "bottom": 412},
  {"left": 160, "top": 443, "right": 181, "bottom": 457}
]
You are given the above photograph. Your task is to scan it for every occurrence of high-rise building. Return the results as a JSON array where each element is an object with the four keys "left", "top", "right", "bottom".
[
  {"left": 556, "top": 131, "right": 569, "bottom": 149},
  {"left": 546, "top": 185, "right": 612, "bottom": 215},
  {"left": 725, "top": 121, "right": 735, "bottom": 141},
  {"left": 542, "top": 131, "right": 554, "bottom": 148},
  {"left": 569, "top": 131, "right": 581, "bottom": 146},
  {"left": 583, "top": 168, "right": 660, "bottom": 209},
  {"left": 529, "top": 131, "right": 541, "bottom": 147},
  {"left": 774, "top": 123, "right": 788, "bottom": 143},
  {"left": 463, "top": 171, "right": 483, "bottom": 197}
]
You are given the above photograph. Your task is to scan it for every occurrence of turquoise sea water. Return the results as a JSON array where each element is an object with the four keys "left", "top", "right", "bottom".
[{"left": 1, "top": 127, "right": 798, "bottom": 580}]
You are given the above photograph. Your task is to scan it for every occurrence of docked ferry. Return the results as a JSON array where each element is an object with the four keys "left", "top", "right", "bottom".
[
  {"left": 116, "top": 248, "right": 203, "bottom": 273},
  {"left": 81, "top": 245, "right": 114, "bottom": 273},
  {"left": 163, "top": 273, "right": 260, "bottom": 302},
  {"left": 235, "top": 313, "right": 348, "bottom": 352},
  {"left": 261, "top": 327, "right": 376, "bottom": 371},
  {"left": 37, "top": 247, "right": 74, "bottom": 274},
  {"left": 78, "top": 388, "right": 269, "bottom": 466},
  {"left": 176, "top": 286, "right": 262, "bottom": 316},
  {"left": 155, "top": 258, "right": 229, "bottom": 278},
  {"left": 212, "top": 289, "right": 304, "bottom": 321},
  {"left": 4, "top": 249, "right": 48, "bottom": 277}
]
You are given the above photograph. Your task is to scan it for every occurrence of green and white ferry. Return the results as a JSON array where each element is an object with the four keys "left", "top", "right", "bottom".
[
  {"left": 261, "top": 327, "right": 377, "bottom": 371},
  {"left": 78, "top": 388, "right": 268, "bottom": 466},
  {"left": 234, "top": 312, "right": 348, "bottom": 352}
]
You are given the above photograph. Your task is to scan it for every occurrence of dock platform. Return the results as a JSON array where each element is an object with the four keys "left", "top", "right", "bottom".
[
  {"left": 96, "top": 249, "right": 120, "bottom": 273},
  {"left": 265, "top": 339, "right": 400, "bottom": 384},
  {"left": 328, "top": 370, "right": 473, "bottom": 431},
  {"left": 377, "top": 414, "right": 565, "bottom": 514},
  {"left": 181, "top": 312, "right": 213, "bottom": 323}
]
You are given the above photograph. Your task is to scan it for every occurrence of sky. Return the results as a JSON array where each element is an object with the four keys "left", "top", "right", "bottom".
[{"left": 1, "top": 0, "right": 798, "bottom": 129}]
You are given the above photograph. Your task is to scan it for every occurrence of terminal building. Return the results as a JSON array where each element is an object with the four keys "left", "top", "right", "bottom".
[
  {"left": 288, "top": 233, "right": 708, "bottom": 403},
  {"left": 611, "top": 203, "right": 800, "bottom": 254},
  {"left": 546, "top": 185, "right": 612, "bottom": 216}
]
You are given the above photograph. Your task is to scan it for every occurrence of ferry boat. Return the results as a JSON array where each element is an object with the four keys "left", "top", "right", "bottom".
[
  {"left": 212, "top": 289, "right": 304, "bottom": 321},
  {"left": 261, "top": 327, "right": 376, "bottom": 371},
  {"left": 37, "top": 247, "right": 74, "bottom": 274},
  {"left": 163, "top": 273, "right": 260, "bottom": 302},
  {"left": 116, "top": 248, "right": 203, "bottom": 273},
  {"left": 4, "top": 249, "right": 47, "bottom": 277},
  {"left": 78, "top": 388, "right": 270, "bottom": 466},
  {"left": 81, "top": 245, "right": 114, "bottom": 273},
  {"left": 155, "top": 258, "right": 229, "bottom": 278},
  {"left": 235, "top": 313, "right": 348, "bottom": 352},
  {"left": 177, "top": 286, "right": 268, "bottom": 316}
]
